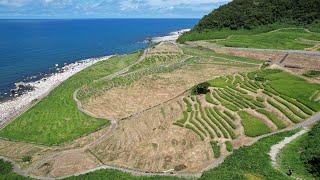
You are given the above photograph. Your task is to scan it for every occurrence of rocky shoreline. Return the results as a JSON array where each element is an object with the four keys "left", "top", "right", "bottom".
[{"left": 0, "top": 56, "right": 111, "bottom": 127}]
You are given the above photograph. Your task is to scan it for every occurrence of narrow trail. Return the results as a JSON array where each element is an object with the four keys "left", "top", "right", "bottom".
[{"left": 269, "top": 129, "right": 307, "bottom": 168}]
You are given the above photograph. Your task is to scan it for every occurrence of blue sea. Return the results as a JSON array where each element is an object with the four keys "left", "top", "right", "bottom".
[{"left": 0, "top": 19, "right": 198, "bottom": 99}]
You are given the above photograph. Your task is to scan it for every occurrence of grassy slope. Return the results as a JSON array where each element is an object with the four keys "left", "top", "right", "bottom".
[
  {"left": 278, "top": 134, "right": 313, "bottom": 179},
  {"left": 214, "top": 29, "right": 320, "bottom": 50},
  {"left": 0, "top": 53, "right": 140, "bottom": 146},
  {"left": 177, "top": 24, "right": 294, "bottom": 43},
  {"left": 238, "top": 111, "right": 272, "bottom": 137},
  {"left": 178, "top": 25, "right": 320, "bottom": 50},
  {"left": 201, "top": 130, "right": 297, "bottom": 180},
  {"left": 253, "top": 69, "right": 320, "bottom": 111}
]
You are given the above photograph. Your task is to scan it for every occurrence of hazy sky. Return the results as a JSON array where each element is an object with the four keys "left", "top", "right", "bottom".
[{"left": 0, "top": 0, "right": 231, "bottom": 18}]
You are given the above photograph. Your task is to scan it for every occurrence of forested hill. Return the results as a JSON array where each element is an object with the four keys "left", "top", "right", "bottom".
[{"left": 194, "top": 0, "right": 320, "bottom": 31}]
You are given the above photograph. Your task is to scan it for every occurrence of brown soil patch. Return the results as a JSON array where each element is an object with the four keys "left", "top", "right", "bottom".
[
  {"left": 187, "top": 41, "right": 284, "bottom": 62},
  {"left": 0, "top": 139, "right": 52, "bottom": 170},
  {"left": 83, "top": 61, "right": 257, "bottom": 120},
  {"left": 90, "top": 100, "right": 214, "bottom": 173}
]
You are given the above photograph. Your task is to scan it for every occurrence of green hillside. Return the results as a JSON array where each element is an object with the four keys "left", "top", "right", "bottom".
[{"left": 178, "top": 0, "right": 320, "bottom": 43}]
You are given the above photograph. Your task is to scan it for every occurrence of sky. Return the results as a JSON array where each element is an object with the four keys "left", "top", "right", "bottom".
[{"left": 0, "top": 0, "right": 231, "bottom": 19}]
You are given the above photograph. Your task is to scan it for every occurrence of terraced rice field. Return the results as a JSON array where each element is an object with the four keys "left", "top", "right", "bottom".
[{"left": 174, "top": 69, "right": 319, "bottom": 154}]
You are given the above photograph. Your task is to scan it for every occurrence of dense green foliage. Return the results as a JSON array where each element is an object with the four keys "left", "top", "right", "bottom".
[
  {"left": 210, "top": 141, "right": 221, "bottom": 158},
  {"left": 201, "top": 130, "right": 297, "bottom": 179},
  {"left": 301, "top": 122, "right": 320, "bottom": 177},
  {"left": 225, "top": 141, "right": 233, "bottom": 152},
  {"left": 66, "top": 169, "right": 179, "bottom": 180},
  {"left": 0, "top": 53, "right": 140, "bottom": 145},
  {"left": 191, "top": 82, "right": 210, "bottom": 95},
  {"left": 0, "top": 160, "right": 29, "bottom": 180},
  {"left": 303, "top": 70, "right": 320, "bottom": 78},
  {"left": 194, "top": 0, "right": 320, "bottom": 31},
  {"left": 278, "top": 134, "right": 314, "bottom": 179},
  {"left": 238, "top": 111, "right": 271, "bottom": 137},
  {"left": 253, "top": 69, "right": 320, "bottom": 111}
]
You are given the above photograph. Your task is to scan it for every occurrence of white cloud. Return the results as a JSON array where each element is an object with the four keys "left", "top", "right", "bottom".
[{"left": 0, "top": 0, "right": 31, "bottom": 7}]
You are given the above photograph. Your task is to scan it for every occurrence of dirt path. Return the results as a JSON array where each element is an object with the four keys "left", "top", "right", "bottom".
[{"left": 269, "top": 129, "right": 307, "bottom": 168}]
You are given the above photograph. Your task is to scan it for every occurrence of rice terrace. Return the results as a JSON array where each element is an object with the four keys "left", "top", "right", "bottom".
[{"left": 1, "top": 0, "right": 320, "bottom": 180}]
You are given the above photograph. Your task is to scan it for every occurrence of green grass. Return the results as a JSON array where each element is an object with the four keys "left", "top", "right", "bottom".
[
  {"left": 201, "top": 130, "right": 298, "bottom": 179},
  {"left": 253, "top": 69, "right": 320, "bottom": 111},
  {"left": 179, "top": 27, "right": 320, "bottom": 50},
  {"left": 279, "top": 95, "right": 313, "bottom": 116},
  {"left": 206, "top": 108, "right": 229, "bottom": 138},
  {"left": 278, "top": 134, "right": 314, "bottom": 179},
  {"left": 183, "top": 97, "right": 193, "bottom": 112},
  {"left": 207, "top": 77, "right": 228, "bottom": 88},
  {"left": 205, "top": 93, "right": 219, "bottom": 105},
  {"left": 0, "top": 53, "right": 142, "bottom": 145},
  {"left": 273, "top": 97, "right": 308, "bottom": 119},
  {"left": 210, "top": 141, "right": 221, "bottom": 158},
  {"left": 238, "top": 111, "right": 271, "bottom": 137},
  {"left": 0, "top": 159, "right": 30, "bottom": 180},
  {"left": 225, "top": 141, "right": 233, "bottom": 152},
  {"left": 65, "top": 168, "right": 179, "bottom": 180},
  {"left": 256, "top": 109, "right": 287, "bottom": 129},
  {"left": 177, "top": 23, "right": 295, "bottom": 43},
  {"left": 214, "top": 29, "right": 320, "bottom": 50},
  {"left": 267, "top": 99, "right": 300, "bottom": 123}
]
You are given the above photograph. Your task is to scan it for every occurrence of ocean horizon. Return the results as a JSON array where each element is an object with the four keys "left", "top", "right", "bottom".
[{"left": 0, "top": 18, "right": 198, "bottom": 99}]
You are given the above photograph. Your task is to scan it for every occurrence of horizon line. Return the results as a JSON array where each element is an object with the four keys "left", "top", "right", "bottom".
[{"left": 0, "top": 17, "right": 200, "bottom": 20}]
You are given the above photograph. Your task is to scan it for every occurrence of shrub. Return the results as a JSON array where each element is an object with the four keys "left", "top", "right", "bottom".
[
  {"left": 22, "top": 156, "right": 32, "bottom": 163},
  {"left": 225, "top": 141, "right": 233, "bottom": 152},
  {"left": 0, "top": 159, "right": 13, "bottom": 175},
  {"left": 301, "top": 122, "right": 320, "bottom": 177},
  {"left": 191, "top": 82, "right": 210, "bottom": 95},
  {"left": 303, "top": 70, "right": 320, "bottom": 78}
]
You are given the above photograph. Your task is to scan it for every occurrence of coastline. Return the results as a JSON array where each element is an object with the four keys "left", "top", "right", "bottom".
[
  {"left": 0, "top": 56, "right": 111, "bottom": 127},
  {"left": 152, "top": 29, "right": 190, "bottom": 42},
  {"left": 0, "top": 28, "right": 189, "bottom": 128}
]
